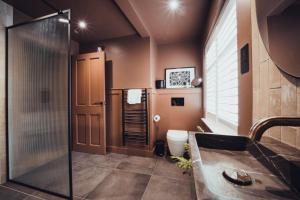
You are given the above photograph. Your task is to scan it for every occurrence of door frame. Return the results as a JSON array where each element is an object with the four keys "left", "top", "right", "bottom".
[{"left": 5, "top": 10, "right": 73, "bottom": 200}]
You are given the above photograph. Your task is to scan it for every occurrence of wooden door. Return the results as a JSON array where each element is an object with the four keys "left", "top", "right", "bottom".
[{"left": 72, "top": 52, "right": 106, "bottom": 154}]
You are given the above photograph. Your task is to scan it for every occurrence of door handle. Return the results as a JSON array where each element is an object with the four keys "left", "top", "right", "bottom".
[{"left": 94, "top": 101, "right": 105, "bottom": 105}]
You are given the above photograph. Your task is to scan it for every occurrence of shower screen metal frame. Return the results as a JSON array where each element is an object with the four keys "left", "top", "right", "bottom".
[{"left": 5, "top": 10, "right": 73, "bottom": 200}]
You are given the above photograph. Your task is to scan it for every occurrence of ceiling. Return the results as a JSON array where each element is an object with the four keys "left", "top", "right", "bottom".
[
  {"left": 130, "top": 0, "right": 210, "bottom": 44},
  {"left": 3, "top": 0, "right": 211, "bottom": 45},
  {"left": 3, "top": 0, "right": 137, "bottom": 43}
]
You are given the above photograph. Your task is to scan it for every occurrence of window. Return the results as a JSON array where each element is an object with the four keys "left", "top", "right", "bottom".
[{"left": 204, "top": 0, "right": 238, "bottom": 132}]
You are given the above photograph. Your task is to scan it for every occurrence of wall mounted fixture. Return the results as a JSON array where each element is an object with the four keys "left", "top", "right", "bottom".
[
  {"left": 240, "top": 43, "right": 249, "bottom": 74},
  {"left": 58, "top": 17, "right": 69, "bottom": 23},
  {"left": 171, "top": 97, "right": 184, "bottom": 106},
  {"left": 191, "top": 78, "right": 202, "bottom": 87}
]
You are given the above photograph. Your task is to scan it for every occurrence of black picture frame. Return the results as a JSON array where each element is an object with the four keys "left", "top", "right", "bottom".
[{"left": 165, "top": 67, "right": 196, "bottom": 88}]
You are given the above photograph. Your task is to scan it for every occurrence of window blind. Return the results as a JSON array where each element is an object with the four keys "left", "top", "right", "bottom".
[{"left": 204, "top": 0, "right": 238, "bottom": 129}]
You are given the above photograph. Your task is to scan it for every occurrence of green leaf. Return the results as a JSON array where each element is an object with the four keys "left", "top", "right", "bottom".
[{"left": 170, "top": 156, "right": 192, "bottom": 170}]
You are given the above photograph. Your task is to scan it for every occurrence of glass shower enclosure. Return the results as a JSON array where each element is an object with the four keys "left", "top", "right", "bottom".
[{"left": 6, "top": 11, "right": 72, "bottom": 199}]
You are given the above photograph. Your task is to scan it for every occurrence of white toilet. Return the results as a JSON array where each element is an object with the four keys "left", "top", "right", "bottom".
[{"left": 167, "top": 130, "right": 188, "bottom": 156}]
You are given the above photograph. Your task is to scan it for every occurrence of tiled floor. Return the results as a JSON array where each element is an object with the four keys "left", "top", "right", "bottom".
[{"left": 0, "top": 152, "right": 196, "bottom": 200}]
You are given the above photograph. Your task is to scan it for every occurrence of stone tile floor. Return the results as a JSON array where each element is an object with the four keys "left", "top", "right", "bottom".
[{"left": 0, "top": 152, "right": 196, "bottom": 200}]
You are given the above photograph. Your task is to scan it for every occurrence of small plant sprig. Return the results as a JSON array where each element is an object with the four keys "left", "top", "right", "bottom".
[
  {"left": 172, "top": 156, "right": 192, "bottom": 169},
  {"left": 196, "top": 126, "right": 205, "bottom": 133},
  {"left": 184, "top": 143, "right": 190, "bottom": 151},
  {"left": 171, "top": 143, "right": 192, "bottom": 175}
]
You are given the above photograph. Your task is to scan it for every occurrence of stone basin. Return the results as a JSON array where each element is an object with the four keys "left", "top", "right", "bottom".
[{"left": 189, "top": 132, "right": 300, "bottom": 200}]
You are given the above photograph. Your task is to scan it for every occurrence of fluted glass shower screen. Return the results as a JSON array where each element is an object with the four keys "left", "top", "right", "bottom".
[{"left": 7, "top": 12, "right": 72, "bottom": 199}]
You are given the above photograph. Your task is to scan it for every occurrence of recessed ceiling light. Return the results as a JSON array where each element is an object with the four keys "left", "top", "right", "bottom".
[
  {"left": 78, "top": 20, "right": 87, "bottom": 29},
  {"left": 168, "top": 0, "right": 180, "bottom": 11},
  {"left": 58, "top": 17, "right": 69, "bottom": 24}
]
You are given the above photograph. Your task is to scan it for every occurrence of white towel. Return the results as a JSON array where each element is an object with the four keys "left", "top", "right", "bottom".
[{"left": 127, "top": 89, "right": 142, "bottom": 104}]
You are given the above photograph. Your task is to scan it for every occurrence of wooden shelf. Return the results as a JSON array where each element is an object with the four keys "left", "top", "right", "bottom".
[{"left": 155, "top": 88, "right": 202, "bottom": 94}]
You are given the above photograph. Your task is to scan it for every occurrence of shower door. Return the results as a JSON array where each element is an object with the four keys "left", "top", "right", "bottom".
[{"left": 6, "top": 12, "right": 72, "bottom": 199}]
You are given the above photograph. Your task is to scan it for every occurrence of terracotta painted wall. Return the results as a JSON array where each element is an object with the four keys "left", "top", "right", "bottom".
[
  {"left": 150, "top": 37, "right": 157, "bottom": 89},
  {"left": 0, "top": 0, "right": 13, "bottom": 183},
  {"left": 80, "top": 35, "right": 151, "bottom": 89},
  {"left": 237, "top": 0, "right": 253, "bottom": 135},
  {"left": 153, "top": 41, "right": 203, "bottom": 140},
  {"left": 251, "top": 0, "right": 300, "bottom": 149},
  {"left": 153, "top": 89, "right": 202, "bottom": 141},
  {"left": 156, "top": 41, "right": 202, "bottom": 80}
]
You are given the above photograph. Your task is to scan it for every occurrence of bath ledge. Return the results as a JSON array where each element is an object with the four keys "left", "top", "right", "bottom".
[
  {"left": 188, "top": 132, "right": 216, "bottom": 200},
  {"left": 201, "top": 118, "right": 237, "bottom": 136}
]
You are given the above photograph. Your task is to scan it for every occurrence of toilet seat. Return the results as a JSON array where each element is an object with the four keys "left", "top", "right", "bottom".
[
  {"left": 167, "top": 130, "right": 188, "bottom": 156},
  {"left": 167, "top": 130, "right": 188, "bottom": 141}
]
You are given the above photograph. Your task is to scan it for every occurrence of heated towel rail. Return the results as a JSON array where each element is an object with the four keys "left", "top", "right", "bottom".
[{"left": 121, "top": 89, "right": 149, "bottom": 145}]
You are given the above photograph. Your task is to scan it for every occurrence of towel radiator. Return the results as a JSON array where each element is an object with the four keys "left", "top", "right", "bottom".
[{"left": 121, "top": 89, "right": 149, "bottom": 145}]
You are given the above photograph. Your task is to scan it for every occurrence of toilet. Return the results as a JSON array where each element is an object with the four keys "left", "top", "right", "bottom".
[{"left": 167, "top": 130, "right": 188, "bottom": 156}]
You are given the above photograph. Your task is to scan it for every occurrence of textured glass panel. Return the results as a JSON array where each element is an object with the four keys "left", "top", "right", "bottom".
[{"left": 7, "top": 13, "right": 70, "bottom": 197}]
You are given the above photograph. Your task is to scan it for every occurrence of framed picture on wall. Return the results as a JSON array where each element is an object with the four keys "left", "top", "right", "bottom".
[{"left": 165, "top": 67, "right": 196, "bottom": 88}]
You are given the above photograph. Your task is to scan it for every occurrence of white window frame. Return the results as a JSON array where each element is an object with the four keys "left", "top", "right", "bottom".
[{"left": 204, "top": 0, "right": 238, "bottom": 134}]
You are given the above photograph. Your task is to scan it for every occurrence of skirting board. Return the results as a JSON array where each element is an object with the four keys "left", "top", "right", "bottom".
[{"left": 107, "top": 146, "right": 154, "bottom": 157}]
